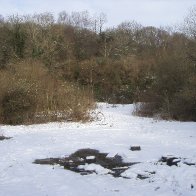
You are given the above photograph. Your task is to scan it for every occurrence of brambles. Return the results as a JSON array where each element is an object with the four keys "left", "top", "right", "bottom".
[{"left": 0, "top": 60, "right": 94, "bottom": 125}]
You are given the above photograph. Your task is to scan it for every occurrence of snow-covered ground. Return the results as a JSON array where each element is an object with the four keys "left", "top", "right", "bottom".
[{"left": 0, "top": 103, "right": 195, "bottom": 196}]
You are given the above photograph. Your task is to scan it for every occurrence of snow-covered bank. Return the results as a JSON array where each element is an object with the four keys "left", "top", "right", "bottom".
[{"left": 0, "top": 103, "right": 196, "bottom": 196}]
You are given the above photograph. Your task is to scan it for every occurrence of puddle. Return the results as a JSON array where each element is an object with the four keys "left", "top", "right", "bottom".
[
  {"left": 34, "top": 150, "right": 195, "bottom": 179},
  {"left": 34, "top": 148, "right": 139, "bottom": 178}
]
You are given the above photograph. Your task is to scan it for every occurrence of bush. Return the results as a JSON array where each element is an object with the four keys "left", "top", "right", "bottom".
[
  {"left": 170, "top": 77, "right": 196, "bottom": 121},
  {"left": 2, "top": 88, "right": 35, "bottom": 125},
  {"left": 0, "top": 59, "right": 95, "bottom": 125},
  {"left": 134, "top": 55, "right": 196, "bottom": 121}
]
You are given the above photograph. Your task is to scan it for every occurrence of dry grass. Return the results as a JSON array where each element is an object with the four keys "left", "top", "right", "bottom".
[{"left": 0, "top": 59, "right": 95, "bottom": 125}]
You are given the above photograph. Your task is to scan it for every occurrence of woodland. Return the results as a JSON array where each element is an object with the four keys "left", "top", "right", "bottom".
[{"left": 0, "top": 9, "right": 195, "bottom": 124}]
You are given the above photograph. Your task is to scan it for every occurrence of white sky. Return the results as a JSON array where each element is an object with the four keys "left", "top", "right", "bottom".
[{"left": 0, "top": 0, "right": 195, "bottom": 27}]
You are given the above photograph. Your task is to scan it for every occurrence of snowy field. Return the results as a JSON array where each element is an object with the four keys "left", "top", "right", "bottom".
[{"left": 0, "top": 103, "right": 196, "bottom": 196}]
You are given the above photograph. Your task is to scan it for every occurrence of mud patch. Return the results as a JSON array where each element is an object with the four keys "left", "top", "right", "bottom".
[{"left": 34, "top": 148, "right": 139, "bottom": 178}]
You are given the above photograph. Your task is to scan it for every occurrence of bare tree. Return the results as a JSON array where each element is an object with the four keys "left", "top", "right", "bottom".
[
  {"left": 117, "top": 21, "right": 142, "bottom": 36},
  {"left": 182, "top": 6, "right": 196, "bottom": 63},
  {"left": 70, "top": 11, "right": 92, "bottom": 29},
  {"left": 58, "top": 11, "right": 71, "bottom": 25},
  {"left": 183, "top": 6, "right": 196, "bottom": 39},
  {"left": 98, "top": 13, "right": 107, "bottom": 34},
  {"left": 0, "top": 15, "right": 4, "bottom": 24},
  {"left": 33, "top": 12, "right": 54, "bottom": 28}
]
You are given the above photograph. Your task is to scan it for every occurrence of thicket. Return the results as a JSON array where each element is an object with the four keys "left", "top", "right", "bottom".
[
  {"left": 0, "top": 9, "right": 195, "bottom": 123},
  {"left": 0, "top": 60, "right": 94, "bottom": 125}
]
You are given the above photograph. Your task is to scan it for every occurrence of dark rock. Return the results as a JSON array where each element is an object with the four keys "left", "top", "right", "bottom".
[
  {"left": 70, "top": 149, "right": 101, "bottom": 159},
  {"left": 137, "top": 174, "right": 149, "bottom": 180},
  {"left": 0, "top": 135, "right": 12, "bottom": 141},
  {"left": 155, "top": 187, "right": 160, "bottom": 191},
  {"left": 159, "top": 156, "right": 180, "bottom": 166},
  {"left": 148, "top": 171, "right": 156, "bottom": 175},
  {"left": 80, "top": 170, "right": 94, "bottom": 175},
  {"left": 159, "top": 156, "right": 196, "bottom": 167},
  {"left": 111, "top": 167, "right": 129, "bottom": 177},
  {"left": 34, "top": 158, "right": 60, "bottom": 165},
  {"left": 137, "top": 171, "right": 156, "bottom": 180},
  {"left": 130, "top": 146, "right": 141, "bottom": 151},
  {"left": 184, "top": 162, "right": 196, "bottom": 166}
]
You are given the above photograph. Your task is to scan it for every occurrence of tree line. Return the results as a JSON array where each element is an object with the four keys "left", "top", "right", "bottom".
[{"left": 0, "top": 9, "right": 195, "bottom": 123}]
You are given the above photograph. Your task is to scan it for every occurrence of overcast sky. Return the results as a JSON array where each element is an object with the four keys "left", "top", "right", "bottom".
[{"left": 0, "top": 0, "right": 195, "bottom": 27}]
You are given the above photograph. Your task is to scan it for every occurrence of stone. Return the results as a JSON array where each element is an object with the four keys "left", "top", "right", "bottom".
[
  {"left": 159, "top": 156, "right": 180, "bottom": 166},
  {"left": 0, "top": 135, "right": 12, "bottom": 141},
  {"left": 130, "top": 146, "right": 141, "bottom": 151}
]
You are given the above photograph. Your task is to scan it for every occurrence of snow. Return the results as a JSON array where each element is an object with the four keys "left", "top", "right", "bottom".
[
  {"left": 0, "top": 103, "right": 196, "bottom": 196},
  {"left": 78, "top": 164, "right": 111, "bottom": 175},
  {"left": 86, "top": 156, "right": 95, "bottom": 160}
]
